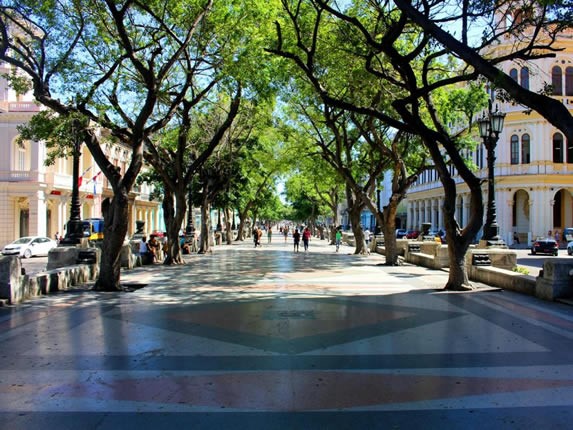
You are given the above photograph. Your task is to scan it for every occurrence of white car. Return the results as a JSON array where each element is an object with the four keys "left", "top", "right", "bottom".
[
  {"left": 1, "top": 236, "right": 58, "bottom": 258},
  {"left": 568, "top": 240, "right": 573, "bottom": 256}
]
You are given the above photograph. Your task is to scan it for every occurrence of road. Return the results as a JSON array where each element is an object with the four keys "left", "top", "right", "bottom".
[{"left": 18, "top": 246, "right": 566, "bottom": 278}]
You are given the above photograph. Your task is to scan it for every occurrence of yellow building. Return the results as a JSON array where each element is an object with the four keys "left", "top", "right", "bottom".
[
  {"left": 405, "top": 11, "right": 573, "bottom": 245},
  {"left": 0, "top": 62, "right": 162, "bottom": 247}
]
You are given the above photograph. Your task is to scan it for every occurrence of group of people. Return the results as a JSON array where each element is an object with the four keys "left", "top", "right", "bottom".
[
  {"left": 139, "top": 234, "right": 164, "bottom": 263},
  {"left": 292, "top": 226, "right": 312, "bottom": 252}
]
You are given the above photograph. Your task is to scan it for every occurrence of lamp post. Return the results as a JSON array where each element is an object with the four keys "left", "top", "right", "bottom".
[
  {"left": 478, "top": 102, "right": 506, "bottom": 246},
  {"left": 185, "top": 184, "right": 195, "bottom": 236},
  {"left": 60, "top": 121, "right": 84, "bottom": 245}
]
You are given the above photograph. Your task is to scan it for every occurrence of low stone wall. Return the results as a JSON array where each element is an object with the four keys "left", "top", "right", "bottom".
[
  {"left": 536, "top": 258, "right": 573, "bottom": 301},
  {"left": 0, "top": 255, "right": 99, "bottom": 305},
  {"left": 470, "top": 265, "right": 536, "bottom": 296}
]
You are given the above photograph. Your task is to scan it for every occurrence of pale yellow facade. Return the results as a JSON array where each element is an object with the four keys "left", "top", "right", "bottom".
[
  {"left": 0, "top": 63, "right": 162, "bottom": 248},
  {"left": 405, "top": 16, "right": 573, "bottom": 245}
]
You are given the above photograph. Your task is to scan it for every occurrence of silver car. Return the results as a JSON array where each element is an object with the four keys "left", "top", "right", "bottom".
[{"left": 1, "top": 236, "right": 58, "bottom": 258}]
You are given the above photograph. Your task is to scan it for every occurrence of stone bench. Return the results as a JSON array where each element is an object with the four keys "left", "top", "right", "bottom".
[{"left": 1, "top": 256, "right": 99, "bottom": 305}]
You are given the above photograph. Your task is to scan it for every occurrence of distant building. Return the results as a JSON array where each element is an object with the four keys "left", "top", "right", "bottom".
[
  {"left": 0, "top": 62, "right": 163, "bottom": 247},
  {"left": 405, "top": 9, "right": 573, "bottom": 245}
]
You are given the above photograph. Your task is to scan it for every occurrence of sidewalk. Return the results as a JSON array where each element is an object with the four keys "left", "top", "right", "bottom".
[{"left": 1, "top": 233, "right": 573, "bottom": 429}]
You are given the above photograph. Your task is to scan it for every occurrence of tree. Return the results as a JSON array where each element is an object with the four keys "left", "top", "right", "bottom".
[
  {"left": 145, "top": 86, "right": 242, "bottom": 263},
  {"left": 270, "top": 0, "right": 491, "bottom": 288},
  {"left": 392, "top": 0, "right": 573, "bottom": 142},
  {"left": 0, "top": 0, "right": 217, "bottom": 290}
]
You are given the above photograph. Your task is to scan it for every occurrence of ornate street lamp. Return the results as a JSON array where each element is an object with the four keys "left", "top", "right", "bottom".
[
  {"left": 478, "top": 102, "right": 506, "bottom": 245},
  {"left": 60, "top": 120, "right": 84, "bottom": 245}
]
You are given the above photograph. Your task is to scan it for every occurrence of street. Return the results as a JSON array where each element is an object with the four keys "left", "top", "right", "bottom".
[
  {"left": 2, "top": 237, "right": 573, "bottom": 429},
  {"left": 18, "top": 246, "right": 565, "bottom": 278}
]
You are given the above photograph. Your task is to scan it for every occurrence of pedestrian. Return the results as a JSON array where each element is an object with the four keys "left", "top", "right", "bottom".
[
  {"left": 253, "top": 227, "right": 259, "bottom": 248},
  {"left": 257, "top": 227, "right": 263, "bottom": 247},
  {"left": 267, "top": 226, "right": 272, "bottom": 243},
  {"left": 364, "top": 228, "right": 371, "bottom": 245},
  {"left": 54, "top": 232, "right": 60, "bottom": 243},
  {"left": 513, "top": 232, "right": 520, "bottom": 244},
  {"left": 302, "top": 226, "right": 311, "bottom": 251},
  {"left": 293, "top": 228, "right": 301, "bottom": 252},
  {"left": 283, "top": 227, "right": 289, "bottom": 243},
  {"left": 335, "top": 229, "right": 342, "bottom": 252},
  {"left": 555, "top": 230, "right": 561, "bottom": 247}
]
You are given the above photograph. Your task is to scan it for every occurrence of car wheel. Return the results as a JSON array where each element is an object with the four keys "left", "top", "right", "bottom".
[
  {"left": 23, "top": 249, "right": 32, "bottom": 259},
  {"left": 568, "top": 247, "right": 573, "bottom": 256}
]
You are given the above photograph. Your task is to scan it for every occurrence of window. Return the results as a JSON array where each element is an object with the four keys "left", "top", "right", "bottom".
[
  {"left": 553, "top": 133, "right": 564, "bottom": 163},
  {"left": 511, "top": 135, "right": 519, "bottom": 164},
  {"left": 552, "top": 66, "right": 563, "bottom": 95},
  {"left": 510, "top": 68, "right": 518, "bottom": 82},
  {"left": 566, "top": 67, "right": 573, "bottom": 97},
  {"left": 521, "top": 134, "right": 530, "bottom": 164},
  {"left": 568, "top": 137, "right": 573, "bottom": 164},
  {"left": 520, "top": 67, "right": 529, "bottom": 90}
]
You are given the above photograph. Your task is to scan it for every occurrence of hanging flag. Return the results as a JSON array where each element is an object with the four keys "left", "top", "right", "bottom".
[
  {"left": 78, "top": 166, "right": 93, "bottom": 187},
  {"left": 92, "top": 171, "right": 102, "bottom": 195}
]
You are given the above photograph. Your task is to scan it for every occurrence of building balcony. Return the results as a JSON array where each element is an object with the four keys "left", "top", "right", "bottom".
[
  {"left": 0, "top": 101, "right": 41, "bottom": 112},
  {"left": 0, "top": 170, "right": 44, "bottom": 182}
]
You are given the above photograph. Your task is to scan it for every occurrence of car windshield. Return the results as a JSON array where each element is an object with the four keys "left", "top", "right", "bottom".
[{"left": 12, "top": 237, "right": 33, "bottom": 244}]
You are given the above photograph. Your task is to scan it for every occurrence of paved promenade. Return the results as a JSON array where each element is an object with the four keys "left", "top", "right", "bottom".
[{"left": 1, "top": 234, "right": 573, "bottom": 429}]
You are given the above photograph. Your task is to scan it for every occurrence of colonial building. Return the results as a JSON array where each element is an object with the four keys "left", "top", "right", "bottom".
[
  {"left": 405, "top": 13, "right": 573, "bottom": 245},
  {"left": 0, "top": 62, "right": 163, "bottom": 248}
]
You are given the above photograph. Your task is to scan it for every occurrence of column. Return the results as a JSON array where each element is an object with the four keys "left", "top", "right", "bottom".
[
  {"left": 431, "top": 199, "right": 437, "bottom": 230},
  {"left": 29, "top": 190, "right": 47, "bottom": 237}
]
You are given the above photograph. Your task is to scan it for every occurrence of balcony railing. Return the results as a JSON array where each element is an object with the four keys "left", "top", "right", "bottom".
[
  {"left": 0, "top": 101, "right": 41, "bottom": 112},
  {"left": 0, "top": 170, "right": 43, "bottom": 182}
]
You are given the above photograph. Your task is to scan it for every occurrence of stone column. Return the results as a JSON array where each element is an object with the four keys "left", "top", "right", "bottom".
[{"left": 29, "top": 190, "right": 47, "bottom": 237}]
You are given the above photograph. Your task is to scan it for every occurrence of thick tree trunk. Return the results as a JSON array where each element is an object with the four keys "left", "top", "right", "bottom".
[
  {"left": 329, "top": 207, "right": 339, "bottom": 245},
  {"left": 235, "top": 202, "right": 253, "bottom": 242},
  {"left": 198, "top": 196, "right": 212, "bottom": 254},
  {"left": 93, "top": 193, "right": 129, "bottom": 291},
  {"left": 224, "top": 207, "right": 233, "bottom": 244},
  {"left": 382, "top": 201, "right": 399, "bottom": 265},
  {"left": 348, "top": 205, "right": 366, "bottom": 255}
]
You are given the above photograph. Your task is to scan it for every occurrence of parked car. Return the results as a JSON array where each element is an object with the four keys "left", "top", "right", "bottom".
[
  {"left": 567, "top": 240, "right": 573, "bottom": 255},
  {"left": 1, "top": 236, "right": 58, "bottom": 258},
  {"left": 531, "top": 238, "right": 559, "bottom": 256},
  {"left": 406, "top": 230, "right": 420, "bottom": 239},
  {"left": 395, "top": 229, "right": 407, "bottom": 239}
]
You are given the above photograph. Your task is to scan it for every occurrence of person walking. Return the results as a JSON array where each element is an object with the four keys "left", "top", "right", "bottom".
[
  {"left": 283, "top": 226, "right": 289, "bottom": 243},
  {"left": 302, "top": 226, "right": 311, "bottom": 252},
  {"left": 253, "top": 227, "right": 259, "bottom": 248},
  {"left": 293, "top": 228, "right": 301, "bottom": 252},
  {"left": 335, "top": 229, "right": 342, "bottom": 252},
  {"left": 267, "top": 226, "right": 272, "bottom": 243}
]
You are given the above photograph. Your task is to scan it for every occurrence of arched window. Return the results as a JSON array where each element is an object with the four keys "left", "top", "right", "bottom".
[
  {"left": 521, "top": 134, "right": 530, "bottom": 164},
  {"left": 510, "top": 68, "right": 518, "bottom": 82},
  {"left": 552, "top": 66, "right": 563, "bottom": 95},
  {"left": 520, "top": 67, "right": 529, "bottom": 90},
  {"left": 566, "top": 67, "right": 573, "bottom": 96},
  {"left": 568, "top": 137, "right": 573, "bottom": 164},
  {"left": 553, "top": 133, "right": 564, "bottom": 163},
  {"left": 511, "top": 134, "right": 519, "bottom": 164}
]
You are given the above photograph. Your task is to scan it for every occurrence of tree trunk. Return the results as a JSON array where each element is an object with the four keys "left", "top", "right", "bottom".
[
  {"left": 348, "top": 205, "right": 366, "bottom": 255},
  {"left": 382, "top": 201, "right": 399, "bottom": 265},
  {"left": 235, "top": 201, "right": 254, "bottom": 242},
  {"left": 163, "top": 188, "right": 185, "bottom": 265},
  {"left": 93, "top": 193, "right": 129, "bottom": 291},
  {"left": 198, "top": 195, "right": 212, "bottom": 254},
  {"left": 224, "top": 207, "right": 233, "bottom": 244}
]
